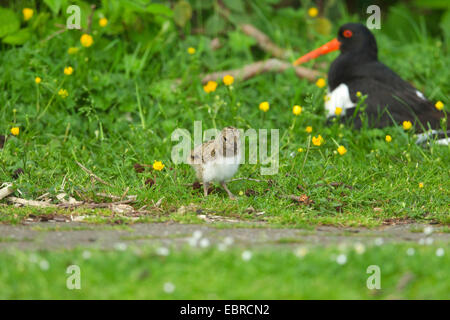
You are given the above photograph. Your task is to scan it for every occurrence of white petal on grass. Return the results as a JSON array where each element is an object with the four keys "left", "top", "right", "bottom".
[
  {"left": 242, "top": 250, "right": 252, "bottom": 261},
  {"left": 223, "top": 237, "right": 234, "bottom": 246},
  {"left": 374, "top": 238, "right": 384, "bottom": 246},
  {"left": 82, "top": 250, "right": 91, "bottom": 260},
  {"left": 436, "top": 248, "right": 444, "bottom": 257},
  {"left": 199, "top": 238, "right": 210, "bottom": 248},
  {"left": 163, "top": 282, "right": 175, "bottom": 294},
  {"left": 425, "top": 238, "right": 434, "bottom": 245},
  {"left": 336, "top": 254, "right": 347, "bottom": 265},
  {"left": 406, "top": 248, "right": 415, "bottom": 256},
  {"left": 39, "top": 259, "right": 50, "bottom": 271},
  {"left": 114, "top": 242, "right": 127, "bottom": 251},
  {"left": 423, "top": 226, "right": 433, "bottom": 235},
  {"left": 354, "top": 243, "right": 365, "bottom": 255},
  {"left": 188, "top": 237, "right": 198, "bottom": 247},
  {"left": 192, "top": 230, "right": 203, "bottom": 239},
  {"left": 156, "top": 247, "right": 170, "bottom": 256},
  {"left": 294, "top": 247, "right": 308, "bottom": 258}
]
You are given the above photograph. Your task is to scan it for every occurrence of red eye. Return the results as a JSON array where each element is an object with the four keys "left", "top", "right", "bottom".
[{"left": 343, "top": 30, "right": 353, "bottom": 38}]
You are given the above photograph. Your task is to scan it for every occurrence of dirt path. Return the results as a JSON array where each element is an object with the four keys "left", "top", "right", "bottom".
[{"left": 0, "top": 222, "right": 448, "bottom": 250}]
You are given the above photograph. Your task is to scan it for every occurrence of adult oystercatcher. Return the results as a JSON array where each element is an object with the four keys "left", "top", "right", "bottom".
[{"left": 294, "top": 23, "right": 448, "bottom": 138}]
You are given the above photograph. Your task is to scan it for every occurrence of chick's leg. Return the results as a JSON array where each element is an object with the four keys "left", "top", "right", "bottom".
[
  {"left": 203, "top": 182, "right": 209, "bottom": 197},
  {"left": 220, "top": 181, "right": 236, "bottom": 200}
]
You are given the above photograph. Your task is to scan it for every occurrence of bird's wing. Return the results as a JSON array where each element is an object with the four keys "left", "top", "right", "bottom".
[{"left": 345, "top": 62, "right": 444, "bottom": 130}]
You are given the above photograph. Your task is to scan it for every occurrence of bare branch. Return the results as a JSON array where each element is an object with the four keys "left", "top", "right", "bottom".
[
  {"left": 40, "top": 27, "right": 67, "bottom": 43},
  {"left": 201, "top": 58, "right": 321, "bottom": 83},
  {"left": 240, "top": 24, "right": 288, "bottom": 59}
]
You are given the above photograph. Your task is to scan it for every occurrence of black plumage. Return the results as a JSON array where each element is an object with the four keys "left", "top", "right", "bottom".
[{"left": 328, "top": 23, "right": 447, "bottom": 131}]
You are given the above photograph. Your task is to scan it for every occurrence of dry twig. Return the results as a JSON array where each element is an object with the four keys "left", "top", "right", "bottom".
[
  {"left": 240, "top": 24, "right": 288, "bottom": 59},
  {"left": 0, "top": 183, "right": 14, "bottom": 200},
  {"left": 8, "top": 197, "right": 56, "bottom": 208},
  {"left": 76, "top": 161, "right": 113, "bottom": 187}
]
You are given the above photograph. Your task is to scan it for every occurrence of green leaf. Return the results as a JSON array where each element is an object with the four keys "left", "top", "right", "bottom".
[
  {"left": 0, "top": 8, "right": 20, "bottom": 38},
  {"left": 191, "top": 0, "right": 213, "bottom": 10},
  {"left": 44, "top": 0, "right": 63, "bottom": 15},
  {"left": 146, "top": 4, "right": 173, "bottom": 16},
  {"left": 173, "top": 0, "right": 192, "bottom": 27},
  {"left": 413, "top": 0, "right": 450, "bottom": 9},
  {"left": 223, "top": 0, "right": 245, "bottom": 12},
  {"left": 118, "top": 0, "right": 147, "bottom": 13},
  {"left": 229, "top": 31, "right": 256, "bottom": 52},
  {"left": 440, "top": 9, "right": 450, "bottom": 44},
  {"left": 31, "top": 12, "right": 51, "bottom": 30},
  {"left": 2, "top": 28, "right": 31, "bottom": 45},
  {"left": 205, "top": 14, "right": 226, "bottom": 35}
]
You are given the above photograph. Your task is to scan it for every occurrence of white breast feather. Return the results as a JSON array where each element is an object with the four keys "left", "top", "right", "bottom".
[
  {"left": 202, "top": 153, "right": 241, "bottom": 183},
  {"left": 325, "top": 83, "right": 356, "bottom": 118},
  {"left": 415, "top": 90, "right": 426, "bottom": 100}
]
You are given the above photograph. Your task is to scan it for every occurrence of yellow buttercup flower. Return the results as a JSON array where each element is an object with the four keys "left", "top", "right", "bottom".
[
  {"left": 223, "top": 75, "right": 234, "bottom": 86},
  {"left": 312, "top": 134, "right": 324, "bottom": 146},
  {"left": 259, "top": 101, "right": 270, "bottom": 112},
  {"left": 385, "top": 135, "right": 392, "bottom": 142},
  {"left": 99, "top": 17, "right": 108, "bottom": 27},
  {"left": 203, "top": 80, "right": 218, "bottom": 93},
  {"left": 308, "top": 7, "right": 318, "bottom": 18},
  {"left": 337, "top": 145, "right": 347, "bottom": 155},
  {"left": 35, "top": 77, "right": 41, "bottom": 84},
  {"left": 23, "top": 8, "right": 33, "bottom": 21},
  {"left": 356, "top": 91, "right": 362, "bottom": 98},
  {"left": 11, "top": 127, "right": 20, "bottom": 136},
  {"left": 292, "top": 105, "right": 302, "bottom": 116},
  {"left": 402, "top": 120, "right": 412, "bottom": 131},
  {"left": 335, "top": 107, "right": 343, "bottom": 116},
  {"left": 435, "top": 101, "right": 444, "bottom": 111},
  {"left": 187, "top": 47, "right": 196, "bottom": 55},
  {"left": 80, "top": 34, "right": 93, "bottom": 47},
  {"left": 67, "top": 47, "right": 79, "bottom": 55},
  {"left": 305, "top": 126, "right": 312, "bottom": 133},
  {"left": 153, "top": 160, "right": 165, "bottom": 171},
  {"left": 418, "top": 182, "right": 424, "bottom": 188},
  {"left": 64, "top": 66, "right": 73, "bottom": 75},
  {"left": 315, "top": 78, "right": 326, "bottom": 88},
  {"left": 58, "top": 89, "right": 69, "bottom": 99},
  {"left": 298, "top": 148, "right": 304, "bottom": 153}
]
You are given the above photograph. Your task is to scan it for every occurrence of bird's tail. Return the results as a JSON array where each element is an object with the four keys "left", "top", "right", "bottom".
[{"left": 415, "top": 130, "right": 450, "bottom": 146}]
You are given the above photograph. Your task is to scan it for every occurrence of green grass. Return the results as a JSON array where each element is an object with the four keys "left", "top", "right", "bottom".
[
  {"left": 0, "top": 2, "right": 449, "bottom": 230},
  {"left": 0, "top": 2, "right": 449, "bottom": 301},
  {"left": 0, "top": 243, "right": 448, "bottom": 299}
]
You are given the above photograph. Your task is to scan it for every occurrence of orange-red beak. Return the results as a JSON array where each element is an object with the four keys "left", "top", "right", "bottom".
[{"left": 293, "top": 38, "right": 341, "bottom": 66}]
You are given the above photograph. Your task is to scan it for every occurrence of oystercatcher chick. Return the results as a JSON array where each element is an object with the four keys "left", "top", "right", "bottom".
[
  {"left": 294, "top": 23, "right": 448, "bottom": 144},
  {"left": 187, "top": 127, "right": 241, "bottom": 199}
]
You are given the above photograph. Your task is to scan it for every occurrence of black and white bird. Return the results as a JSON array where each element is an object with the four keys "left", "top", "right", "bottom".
[{"left": 294, "top": 23, "right": 448, "bottom": 144}]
